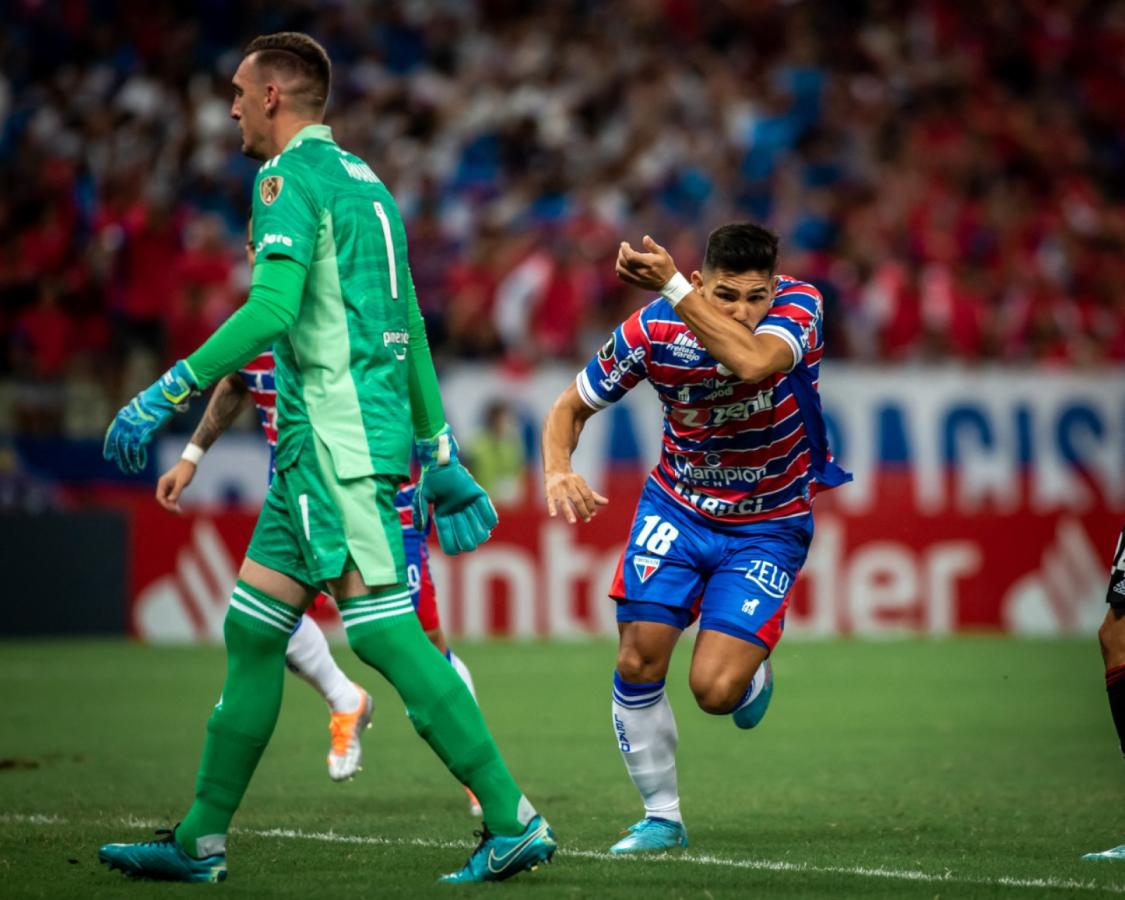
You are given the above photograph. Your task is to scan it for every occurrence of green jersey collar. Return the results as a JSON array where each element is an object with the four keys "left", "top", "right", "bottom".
[{"left": 283, "top": 124, "right": 334, "bottom": 153}]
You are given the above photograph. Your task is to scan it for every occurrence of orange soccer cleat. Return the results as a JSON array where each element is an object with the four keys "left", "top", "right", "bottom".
[{"left": 327, "top": 686, "right": 373, "bottom": 782}]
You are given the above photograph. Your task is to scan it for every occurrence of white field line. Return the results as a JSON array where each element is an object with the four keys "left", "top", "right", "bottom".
[
  {"left": 0, "top": 813, "right": 64, "bottom": 825},
  {"left": 4, "top": 814, "right": 1122, "bottom": 896}
]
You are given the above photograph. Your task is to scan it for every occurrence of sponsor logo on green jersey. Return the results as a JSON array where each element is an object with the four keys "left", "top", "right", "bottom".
[{"left": 383, "top": 330, "right": 409, "bottom": 360}]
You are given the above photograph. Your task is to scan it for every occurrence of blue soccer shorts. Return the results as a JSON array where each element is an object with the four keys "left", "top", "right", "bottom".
[{"left": 610, "top": 480, "right": 814, "bottom": 651}]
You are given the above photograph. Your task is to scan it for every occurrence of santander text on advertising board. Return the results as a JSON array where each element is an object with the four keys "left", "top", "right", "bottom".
[{"left": 132, "top": 365, "right": 1124, "bottom": 641}]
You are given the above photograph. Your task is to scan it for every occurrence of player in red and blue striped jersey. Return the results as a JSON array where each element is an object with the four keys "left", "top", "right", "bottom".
[{"left": 543, "top": 222, "right": 850, "bottom": 854}]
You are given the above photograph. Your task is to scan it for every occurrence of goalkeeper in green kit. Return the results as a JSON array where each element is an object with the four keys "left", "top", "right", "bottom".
[{"left": 98, "top": 32, "right": 555, "bottom": 885}]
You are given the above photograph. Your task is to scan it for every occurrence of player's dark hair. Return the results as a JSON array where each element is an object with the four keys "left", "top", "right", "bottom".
[
  {"left": 703, "top": 223, "right": 779, "bottom": 275},
  {"left": 245, "top": 32, "right": 331, "bottom": 112}
]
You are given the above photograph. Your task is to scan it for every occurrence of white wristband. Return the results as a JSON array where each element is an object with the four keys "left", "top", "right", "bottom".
[
  {"left": 660, "top": 271, "right": 693, "bottom": 308},
  {"left": 181, "top": 443, "right": 205, "bottom": 465}
]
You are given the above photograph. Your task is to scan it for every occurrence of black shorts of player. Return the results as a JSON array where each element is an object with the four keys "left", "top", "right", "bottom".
[{"left": 1108, "top": 522, "right": 1125, "bottom": 610}]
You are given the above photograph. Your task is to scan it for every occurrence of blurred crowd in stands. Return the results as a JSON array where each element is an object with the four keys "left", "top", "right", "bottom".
[{"left": 2, "top": 0, "right": 1124, "bottom": 438}]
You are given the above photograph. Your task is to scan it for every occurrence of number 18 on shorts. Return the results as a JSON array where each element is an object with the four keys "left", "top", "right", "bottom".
[{"left": 610, "top": 483, "right": 814, "bottom": 651}]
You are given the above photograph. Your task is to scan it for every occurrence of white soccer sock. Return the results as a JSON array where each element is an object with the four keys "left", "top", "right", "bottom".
[
  {"left": 733, "top": 662, "right": 767, "bottom": 713},
  {"left": 286, "top": 617, "right": 362, "bottom": 713},
  {"left": 612, "top": 673, "right": 682, "bottom": 823},
  {"left": 447, "top": 650, "right": 478, "bottom": 701}
]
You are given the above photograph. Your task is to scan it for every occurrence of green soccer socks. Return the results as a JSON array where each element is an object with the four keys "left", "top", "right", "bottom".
[
  {"left": 176, "top": 581, "right": 298, "bottom": 857},
  {"left": 338, "top": 587, "right": 533, "bottom": 836}
]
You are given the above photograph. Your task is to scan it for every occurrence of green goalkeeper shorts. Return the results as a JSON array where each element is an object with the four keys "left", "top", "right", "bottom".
[{"left": 246, "top": 431, "right": 407, "bottom": 590}]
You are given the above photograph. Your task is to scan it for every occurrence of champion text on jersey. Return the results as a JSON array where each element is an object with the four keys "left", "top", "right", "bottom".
[
  {"left": 670, "top": 453, "right": 767, "bottom": 487},
  {"left": 633, "top": 555, "right": 661, "bottom": 582}
]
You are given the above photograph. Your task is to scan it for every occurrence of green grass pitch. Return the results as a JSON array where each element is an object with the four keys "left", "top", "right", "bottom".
[{"left": 0, "top": 637, "right": 1122, "bottom": 898}]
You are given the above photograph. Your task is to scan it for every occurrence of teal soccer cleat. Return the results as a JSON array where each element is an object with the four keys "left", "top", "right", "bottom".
[
  {"left": 440, "top": 815, "right": 556, "bottom": 883},
  {"left": 732, "top": 658, "right": 774, "bottom": 730},
  {"left": 609, "top": 817, "right": 689, "bottom": 854},
  {"left": 1082, "top": 844, "right": 1125, "bottom": 861},
  {"left": 99, "top": 829, "right": 227, "bottom": 883}
]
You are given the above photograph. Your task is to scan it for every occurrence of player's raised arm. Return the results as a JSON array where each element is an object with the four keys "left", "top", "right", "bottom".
[
  {"left": 542, "top": 383, "right": 609, "bottom": 524},
  {"left": 616, "top": 233, "right": 794, "bottom": 383},
  {"left": 155, "top": 374, "right": 251, "bottom": 513}
]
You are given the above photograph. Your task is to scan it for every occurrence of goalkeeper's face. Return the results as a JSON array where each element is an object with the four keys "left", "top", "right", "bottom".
[
  {"left": 230, "top": 58, "right": 269, "bottom": 160},
  {"left": 691, "top": 268, "right": 775, "bottom": 331}
]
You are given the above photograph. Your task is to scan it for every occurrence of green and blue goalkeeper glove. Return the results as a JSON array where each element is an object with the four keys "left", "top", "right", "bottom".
[
  {"left": 412, "top": 425, "right": 498, "bottom": 555},
  {"left": 103, "top": 360, "right": 198, "bottom": 475}
]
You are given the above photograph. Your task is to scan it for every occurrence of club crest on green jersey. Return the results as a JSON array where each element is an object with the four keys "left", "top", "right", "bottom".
[{"left": 259, "top": 175, "right": 284, "bottom": 205}]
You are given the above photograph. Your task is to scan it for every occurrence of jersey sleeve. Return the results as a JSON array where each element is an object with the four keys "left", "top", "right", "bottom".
[
  {"left": 250, "top": 156, "right": 319, "bottom": 268},
  {"left": 404, "top": 262, "right": 447, "bottom": 439},
  {"left": 575, "top": 305, "right": 652, "bottom": 409},
  {"left": 755, "top": 281, "right": 823, "bottom": 372}
]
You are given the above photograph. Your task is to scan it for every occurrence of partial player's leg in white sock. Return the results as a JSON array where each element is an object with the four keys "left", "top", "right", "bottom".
[
  {"left": 445, "top": 646, "right": 484, "bottom": 815},
  {"left": 286, "top": 616, "right": 362, "bottom": 713},
  {"left": 447, "top": 649, "right": 478, "bottom": 701},
  {"left": 732, "top": 661, "right": 767, "bottom": 714},
  {"left": 611, "top": 672, "right": 681, "bottom": 823}
]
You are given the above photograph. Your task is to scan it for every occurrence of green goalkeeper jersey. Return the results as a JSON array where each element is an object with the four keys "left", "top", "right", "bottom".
[{"left": 250, "top": 124, "right": 418, "bottom": 480}]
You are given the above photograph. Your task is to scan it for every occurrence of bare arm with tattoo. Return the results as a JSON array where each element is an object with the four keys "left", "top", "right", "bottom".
[
  {"left": 190, "top": 374, "right": 252, "bottom": 452},
  {"left": 155, "top": 374, "right": 252, "bottom": 513}
]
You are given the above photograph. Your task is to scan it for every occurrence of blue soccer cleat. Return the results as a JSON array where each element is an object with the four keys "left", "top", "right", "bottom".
[
  {"left": 1082, "top": 843, "right": 1125, "bottom": 861},
  {"left": 732, "top": 658, "right": 773, "bottom": 730},
  {"left": 439, "top": 815, "right": 556, "bottom": 883},
  {"left": 99, "top": 829, "right": 227, "bottom": 883},
  {"left": 609, "top": 817, "right": 689, "bottom": 854}
]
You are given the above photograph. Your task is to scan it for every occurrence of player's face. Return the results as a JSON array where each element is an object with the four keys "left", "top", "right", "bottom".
[
  {"left": 231, "top": 58, "right": 268, "bottom": 160},
  {"left": 692, "top": 268, "right": 775, "bottom": 331}
]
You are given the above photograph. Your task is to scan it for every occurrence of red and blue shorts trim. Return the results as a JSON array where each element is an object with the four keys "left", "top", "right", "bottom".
[
  {"left": 402, "top": 527, "right": 439, "bottom": 631},
  {"left": 303, "top": 523, "right": 438, "bottom": 630}
]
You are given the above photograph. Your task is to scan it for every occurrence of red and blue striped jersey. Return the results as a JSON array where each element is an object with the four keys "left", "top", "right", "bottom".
[
  {"left": 393, "top": 481, "right": 432, "bottom": 537},
  {"left": 395, "top": 481, "right": 418, "bottom": 529},
  {"left": 576, "top": 275, "right": 845, "bottom": 525},
  {"left": 239, "top": 351, "right": 422, "bottom": 520},
  {"left": 238, "top": 351, "right": 279, "bottom": 451}
]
